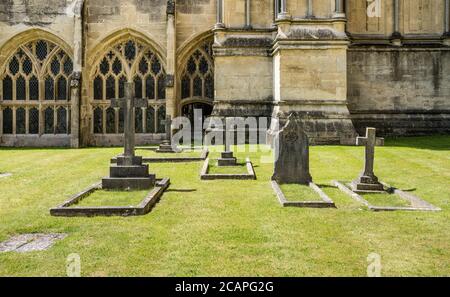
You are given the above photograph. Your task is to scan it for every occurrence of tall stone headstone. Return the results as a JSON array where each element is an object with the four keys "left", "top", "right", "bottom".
[
  {"left": 351, "top": 127, "right": 385, "bottom": 192},
  {"left": 272, "top": 114, "right": 312, "bottom": 184},
  {"left": 102, "top": 82, "right": 155, "bottom": 190}
]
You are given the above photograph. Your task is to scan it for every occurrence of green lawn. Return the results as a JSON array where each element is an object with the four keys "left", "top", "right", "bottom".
[
  {"left": 73, "top": 190, "right": 150, "bottom": 207},
  {"left": 279, "top": 184, "right": 319, "bottom": 202},
  {"left": 0, "top": 136, "right": 449, "bottom": 276}
]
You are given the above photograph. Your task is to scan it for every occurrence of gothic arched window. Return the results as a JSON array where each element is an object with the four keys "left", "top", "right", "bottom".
[
  {"left": 0, "top": 39, "right": 73, "bottom": 136},
  {"left": 180, "top": 40, "right": 214, "bottom": 101},
  {"left": 91, "top": 38, "right": 166, "bottom": 135}
]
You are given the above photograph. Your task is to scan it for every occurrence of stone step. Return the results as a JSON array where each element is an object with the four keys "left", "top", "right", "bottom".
[
  {"left": 102, "top": 176, "right": 156, "bottom": 190},
  {"left": 221, "top": 151, "right": 234, "bottom": 159},
  {"left": 109, "top": 164, "right": 150, "bottom": 178},
  {"left": 218, "top": 157, "right": 237, "bottom": 166},
  {"left": 116, "top": 155, "right": 143, "bottom": 166}
]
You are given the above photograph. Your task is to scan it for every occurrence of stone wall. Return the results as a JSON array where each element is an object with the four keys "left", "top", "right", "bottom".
[{"left": 348, "top": 47, "right": 450, "bottom": 135}]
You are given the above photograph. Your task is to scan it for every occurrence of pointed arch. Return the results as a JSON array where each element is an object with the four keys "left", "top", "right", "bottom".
[{"left": 87, "top": 28, "right": 166, "bottom": 79}]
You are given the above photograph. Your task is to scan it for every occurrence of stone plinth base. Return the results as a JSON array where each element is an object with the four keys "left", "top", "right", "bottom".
[
  {"left": 350, "top": 175, "right": 384, "bottom": 193},
  {"left": 103, "top": 155, "right": 155, "bottom": 190},
  {"left": 102, "top": 176, "right": 155, "bottom": 190},
  {"left": 218, "top": 151, "right": 237, "bottom": 166},
  {"left": 156, "top": 143, "right": 181, "bottom": 153}
]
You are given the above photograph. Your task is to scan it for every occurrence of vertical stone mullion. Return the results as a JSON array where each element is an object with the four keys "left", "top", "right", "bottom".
[
  {"left": 12, "top": 106, "right": 16, "bottom": 134},
  {"left": 25, "top": 106, "right": 29, "bottom": 134},
  {"left": 102, "top": 107, "right": 106, "bottom": 134},
  {"left": 245, "top": 0, "right": 251, "bottom": 29},
  {"left": 115, "top": 108, "right": 119, "bottom": 134},
  {"left": 445, "top": 0, "right": 450, "bottom": 34},
  {"left": 143, "top": 107, "right": 147, "bottom": 133},
  {"left": 53, "top": 105, "right": 57, "bottom": 134},
  {"left": 307, "top": 0, "right": 313, "bottom": 18},
  {"left": 215, "top": 0, "right": 225, "bottom": 28},
  {"left": 391, "top": 0, "right": 402, "bottom": 45}
]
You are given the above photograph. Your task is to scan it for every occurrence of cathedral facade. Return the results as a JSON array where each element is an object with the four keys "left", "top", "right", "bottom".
[{"left": 0, "top": 0, "right": 449, "bottom": 147}]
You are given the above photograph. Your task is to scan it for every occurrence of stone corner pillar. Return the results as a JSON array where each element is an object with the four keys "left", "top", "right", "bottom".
[
  {"left": 166, "top": 0, "right": 177, "bottom": 118},
  {"left": 70, "top": 72, "right": 81, "bottom": 148}
]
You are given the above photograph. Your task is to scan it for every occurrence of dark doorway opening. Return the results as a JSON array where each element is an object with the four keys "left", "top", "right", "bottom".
[{"left": 181, "top": 102, "right": 213, "bottom": 145}]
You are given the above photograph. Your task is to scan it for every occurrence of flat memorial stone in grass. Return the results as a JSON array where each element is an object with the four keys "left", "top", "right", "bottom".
[
  {"left": 0, "top": 233, "right": 66, "bottom": 253},
  {"left": 272, "top": 114, "right": 312, "bottom": 185}
]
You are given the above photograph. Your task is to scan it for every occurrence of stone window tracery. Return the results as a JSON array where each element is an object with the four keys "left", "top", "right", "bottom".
[
  {"left": 0, "top": 39, "right": 72, "bottom": 135},
  {"left": 181, "top": 40, "right": 214, "bottom": 101},
  {"left": 91, "top": 39, "right": 166, "bottom": 135}
]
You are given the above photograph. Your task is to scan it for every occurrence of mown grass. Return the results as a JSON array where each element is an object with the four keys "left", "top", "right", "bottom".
[
  {"left": 279, "top": 184, "right": 319, "bottom": 202},
  {"left": 73, "top": 190, "right": 149, "bottom": 207},
  {"left": 362, "top": 193, "right": 411, "bottom": 207},
  {"left": 0, "top": 135, "right": 449, "bottom": 276}
]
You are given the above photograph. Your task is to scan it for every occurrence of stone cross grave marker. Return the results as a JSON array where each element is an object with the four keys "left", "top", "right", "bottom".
[
  {"left": 272, "top": 114, "right": 312, "bottom": 184},
  {"left": 351, "top": 127, "right": 385, "bottom": 192},
  {"left": 110, "top": 82, "right": 148, "bottom": 165},
  {"left": 218, "top": 122, "right": 237, "bottom": 166},
  {"left": 102, "top": 82, "right": 155, "bottom": 190}
]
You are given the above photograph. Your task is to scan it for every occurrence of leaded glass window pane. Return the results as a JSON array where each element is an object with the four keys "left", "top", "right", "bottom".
[
  {"left": 51, "top": 57, "right": 60, "bottom": 76},
  {"left": 157, "top": 106, "right": 166, "bottom": 133},
  {"left": 9, "top": 57, "right": 19, "bottom": 75},
  {"left": 2, "top": 107, "right": 12, "bottom": 134},
  {"left": 16, "top": 75, "right": 26, "bottom": 100},
  {"left": 135, "top": 108, "right": 143, "bottom": 133},
  {"left": 187, "top": 58, "right": 196, "bottom": 75},
  {"left": 151, "top": 59, "right": 161, "bottom": 75},
  {"left": 94, "top": 76, "right": 103, "bottom": 100},
  {"left": 134, "top": 76, "right": 142, "bottom": 99},
  {"left": 45, "top": 76, "right": 54, "bottom": 100},
  {"left": 181, "top": 76, "right": 190, "bottom": 99},
  {"left": 205, "top": 75, "right": 214, "bottom": 99},
  {"left": 57, "top": 77, "right": 67, "bottom": 100},
  {"left": 63, "top": 59, "right": 73, "bottom": 75},
  {"left": 112, "top": 58, "right": 122, "bottom": 75},
  {"left": 16, "top": 108, "right": 26, "bottom": 134},
  {"left": 157, "top": 75, "right": 166, "bottom": 100},
  {"left": 146, "top": 107, "right": 155, "bottom": 133},
  {"left": 2, "top": 76, "right": 12, "bottom": 101},
  {"left": 118, "top": 108, "right": 125, "bottom": 133},
  {"left": 29, "top": 108, "right": 39, "bottom": 134},
  {"left": 106, "top": 107, "right": 115, "bottom": 134},
  {"left": 106, "top": 76, "right": 115, "bottom": 100},
  {"left": 139, "top": 58, "right": 148, "bottom": 75},
  {"left": 124, "top": 40, "right": 136, "bottom": 61},
  {"left": 29, "top": 76, "right": 39, "bottom": 100},
  {"left": 193, "top": 76, "right": 202, "bottom": 97},
  {"left": 199, "top": 57, "right": 208, "bottom": 74},
  {"left": 56, "top": 107, "right": 67, "bottom": 134},
  {"left": 44, "top": 107, "right": 54, "bottom": 134},
  {"left": 145, "top": 76, "right": 155, "bottom": 99},
  {"left": 22, "top": 57, "right": 33, "bottom": 75},
  {"left": 93, "top": 107, "right": 103, "bottom": 134},
  {"left": 36, "top": 40, "right": 48, "bottom": 61},
  {"left": 118, "top": 76, "right": 126, "bottom": 98},
  {"left": 100, "top": 58, "right": 109, "bottom": 75}
]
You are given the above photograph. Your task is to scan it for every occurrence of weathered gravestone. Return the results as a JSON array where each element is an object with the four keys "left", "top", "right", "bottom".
[
  {"left": 272, "top": 114, "right": 312, "bottom": 184},
  {"left": 351, "top": 127, "right": 385, "bottom": 192},
  {"left": 102, "top": 82, "right": 155, "bottom": 190},
  {"left": 156, "top": 115, "right": 180, "bottom": 153}
]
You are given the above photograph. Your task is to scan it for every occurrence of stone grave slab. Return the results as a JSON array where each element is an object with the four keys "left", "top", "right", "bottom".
[
  {"left": 111, "top": 147, "right": 209, "bottom": 163},
  {"left": 50, "top": 178, "right": 170, "bottom": 217},
  {"left": 51, "top": 82, "right": 170, "bottom": 217},
  {"left": 200, "top": 157, "right": 256, "bottom": 180},
  {"left": 0, "top": 233, "right": 66, "bottom": 253},
  {"left": 333, "top": 180, "right": 441, "bottom": 212}
]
